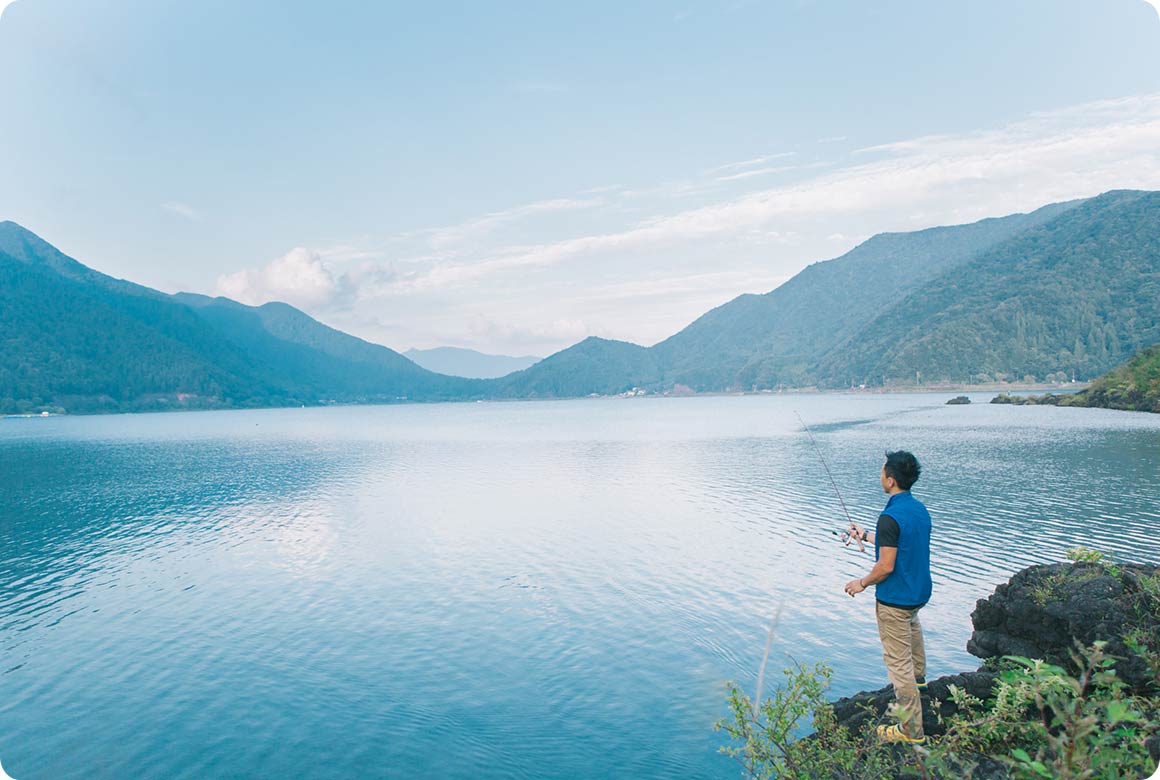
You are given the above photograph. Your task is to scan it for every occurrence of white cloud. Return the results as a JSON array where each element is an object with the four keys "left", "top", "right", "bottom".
[
  {"left": 161, "top": 201, "right": 201, "bottom": 221},
  {"left": 715, "top": 161, "right": 831, "bottom": 182},
  {"left": 220, "top": 92, "right": 1160, "bottom": 355},
  {"left": 1144, "top": 0, "right": 1160, "bottom": 19},
  {"left": 395, "top": 92, "right": 1160, "bottom": 290},
  {"left": 316, "top": 244, "right": 385, "bottom": 263},
  {"left": 705, "top": 152, "right": 796, "bottom": 174},
  {"left": 217, "top": 247, "right": 352, "bottom": 310},
  {"left": 424, "top": 196, "right": 603, "bottom": 249},
  {"left": 0, "top": 1, "right": 19, "bottom": 20}
]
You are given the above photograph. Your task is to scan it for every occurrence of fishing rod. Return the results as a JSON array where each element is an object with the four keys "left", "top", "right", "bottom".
[{"left": 794, "top": 411, "right": 866, "bottom": 554}]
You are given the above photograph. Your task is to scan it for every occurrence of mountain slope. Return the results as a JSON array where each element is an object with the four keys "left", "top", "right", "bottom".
[
  {"left": 0, "top": 223, "right": 481, "bottom": 413},
  {"left": 820, "top": 190, "right": 1160, "bottom": 386},
  {"left": 651, "top": 200, "right": 1083, "bottom": 390},
  {"left": 495, "top": 337, "right": 660, "bottom": 398},
  {"left": 174, "top": 294, "right": 477, "bottom": 400},
  {"left": 504, "top": 199, "right": 1086, "bottom": 396},
  {"left": 0, "top": 258, "right": 263, "bottom": 412},
  {"left": 5, "top": 189, "right": 1158, "bottom": 412}
]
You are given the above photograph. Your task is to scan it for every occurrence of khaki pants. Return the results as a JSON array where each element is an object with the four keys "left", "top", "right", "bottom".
[{"left": 875, "top": 601, "right": 927, "bottom": 738}]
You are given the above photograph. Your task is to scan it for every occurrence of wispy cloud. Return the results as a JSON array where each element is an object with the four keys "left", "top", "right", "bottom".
[
  {"left": 423, "top": 196, "right": 604, "bottom": 249},
  {"left": 1144, "top": 0, "right": 1160, "bottom": 20},
  {"left": 0, "top": 0, "right": 19, "bottom": 20},
  {"left": 715, "top": 161, "right": 831, "bottom": 182},
  {"left": 214, "top": 92, "right": 1160, "bottom": 353},
  {"left": 316, "top": 244, "right": 385, "bottom": 263},
  {"left": 161, "top": 201, "right": 202, "bottom": 221},
  {"left": 394, "top": 92, "right": 1160, "bottom": 290},
  {"left": 705, "top": 152, "right": 796, "bottom": 174}
]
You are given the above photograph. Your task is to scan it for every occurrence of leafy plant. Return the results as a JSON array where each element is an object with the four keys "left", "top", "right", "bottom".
[
  {"left": 717, "top": 661, "right": 896, "bottom": 780},
  {"left": 999, "top": 643, "right": 1153, "bottom": 780},
  {"left": 721, "top": 643, "right": 1160, "bottom": 780},
  {"left": 1065, "top": 547, "right": 1104, "bottom": 564}
]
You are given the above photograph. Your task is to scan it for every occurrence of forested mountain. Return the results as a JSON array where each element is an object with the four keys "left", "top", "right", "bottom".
[
  {"left": 4, "top": 189, "right": 1159, "bottom": 413},
  {"left": 1, "top": 223, "right": 273, "bottom": 413},
  {"left": 821, "top": 190, "right": 1160, "bottom": 386},
  {"left": 494, "top": 337, "right": 660, "bottom": 397},
  {"left": 173, "top": 294, "right": 476, "bottom": 400},
  {"left": 499, "top": 196, "right": 1099, "bottom": 396},
  {"left": 0, "top": 222, "right": 479, "bottom": 413},
  {"left": 648, "top": 199, "right": 1082, "bottom": 391}
]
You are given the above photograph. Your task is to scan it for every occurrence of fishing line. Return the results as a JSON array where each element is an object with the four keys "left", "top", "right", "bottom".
[{"left": 794, "top": 411, "right": 866, "bottom": 553}]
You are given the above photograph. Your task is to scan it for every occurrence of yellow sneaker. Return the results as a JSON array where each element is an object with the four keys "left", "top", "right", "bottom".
[{"left": 876, "top": 724, "right": 926, "bottom": 744}]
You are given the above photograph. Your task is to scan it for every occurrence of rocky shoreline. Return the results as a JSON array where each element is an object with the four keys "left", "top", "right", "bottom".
[{"left": 830, "top": 561, "right": 1160, "bottom": 779}]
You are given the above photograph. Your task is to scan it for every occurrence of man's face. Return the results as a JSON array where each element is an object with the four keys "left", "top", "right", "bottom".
[{"left": 880, "top": 466, "right": 893, "bottom": 494}]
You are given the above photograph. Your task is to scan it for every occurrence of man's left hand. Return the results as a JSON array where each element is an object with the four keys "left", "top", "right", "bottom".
[{"left": 844, "top": 578, "right": 866, "bottom": 597}]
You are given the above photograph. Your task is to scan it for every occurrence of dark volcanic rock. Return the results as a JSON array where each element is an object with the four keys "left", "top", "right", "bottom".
[
  {"left": 828, "top": 560, "right": 1159, "bottom": 780},
  {"left": 832, "top": 671, "right": 998, "bottom": 738},
  {"left": 967, "top": 562, "right": 1160, "bottom": 694}
]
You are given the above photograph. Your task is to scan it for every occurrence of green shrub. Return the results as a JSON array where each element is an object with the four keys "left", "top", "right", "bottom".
[
  {"left": 720, "top": 644, "right": 1159, "bottom": 780},
  {"left": 717, "top": 661, "right": 896, "bottom": 779}
]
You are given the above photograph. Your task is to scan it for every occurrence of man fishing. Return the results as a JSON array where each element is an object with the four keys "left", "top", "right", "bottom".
[{"left": 842, "top": 451, "right": 932, "bottom": 745}]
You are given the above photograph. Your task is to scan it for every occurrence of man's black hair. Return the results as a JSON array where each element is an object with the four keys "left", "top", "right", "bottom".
[{"left": 884, "top": 450, "right": 921, "bottom": 490}]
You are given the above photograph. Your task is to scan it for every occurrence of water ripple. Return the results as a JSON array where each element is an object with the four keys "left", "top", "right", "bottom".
[{"left": 0, "top": 396, "right": 1157, "bottom": 778}]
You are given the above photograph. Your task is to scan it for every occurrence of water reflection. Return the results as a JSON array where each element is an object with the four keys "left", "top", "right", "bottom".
[{"left": 0, "top": 396, "right": 1157, "bottom": 779}]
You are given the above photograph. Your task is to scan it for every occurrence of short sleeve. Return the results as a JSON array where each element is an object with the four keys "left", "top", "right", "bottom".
[{"left": 876, "top": 514, "right": 900, "bottom": 547}]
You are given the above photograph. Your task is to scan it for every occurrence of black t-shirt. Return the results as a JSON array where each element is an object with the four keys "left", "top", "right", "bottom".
[{"left": 876, "top": 513, "right": 900, "bottom": 547}]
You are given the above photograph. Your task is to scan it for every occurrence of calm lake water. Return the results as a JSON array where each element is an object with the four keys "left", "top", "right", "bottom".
[{"left": 1, "top": 394, "right": 1158, "bottom": 779}]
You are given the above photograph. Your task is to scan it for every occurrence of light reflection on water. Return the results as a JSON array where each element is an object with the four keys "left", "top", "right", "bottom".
[{"left": 0, "top": 394, "right": 1157, "bottom": 778}]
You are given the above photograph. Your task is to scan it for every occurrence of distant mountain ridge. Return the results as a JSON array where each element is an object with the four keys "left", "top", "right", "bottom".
[
  {"left": 3, "top": 190, "right": 1159, "bottom": 413},
  {"left": 497, "top": 194, "right": 1156, "bottom": 397},
  {"left": 651, "top": 199, "right": 1084, "bottom": 391},
  {"left": 404, "top": 347, "right": 540, "bottom": 379},
  {"left": 819, "top": 190, "right": 1160, "bottom": 386},
  {"left": 0, "top": 221, "right": 480, "bottom": 413}
]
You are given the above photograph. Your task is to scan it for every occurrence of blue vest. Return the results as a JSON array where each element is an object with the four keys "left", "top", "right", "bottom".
[{"left": 875, "top": 491, "right": 932, "bottom": 608}]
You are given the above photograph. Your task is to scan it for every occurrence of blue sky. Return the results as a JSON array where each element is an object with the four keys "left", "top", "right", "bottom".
[{"left": 2, "top": 0, "right": 1160, "bottom": 356}]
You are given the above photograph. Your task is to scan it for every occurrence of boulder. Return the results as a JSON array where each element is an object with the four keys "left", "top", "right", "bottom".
[
  {"left": 968, "top": 562, "right": 1159, "bottom": 694},
  {"left": 827, "top": 560, "right": 1159, "bottom": 780},
  {"left": 831, "top": 671, "right": 998, "bottom": 738}
]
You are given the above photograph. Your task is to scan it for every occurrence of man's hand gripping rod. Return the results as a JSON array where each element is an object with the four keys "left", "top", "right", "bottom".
[{"left": 794, "top": 412, "right": 865, "bottom": 553}]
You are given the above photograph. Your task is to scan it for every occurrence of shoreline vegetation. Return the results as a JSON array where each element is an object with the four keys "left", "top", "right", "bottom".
[
  {"left": 990, "top": 343, "right": 1160, "bottom": 414},
  {"left": 719, "top": 550, "right": 1160, "bottom": 780}
]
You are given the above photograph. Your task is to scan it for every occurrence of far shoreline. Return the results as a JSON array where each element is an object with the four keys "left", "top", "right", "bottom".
[{"left": 0, "top": 381, "right": 1095, "bottom": 420}]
